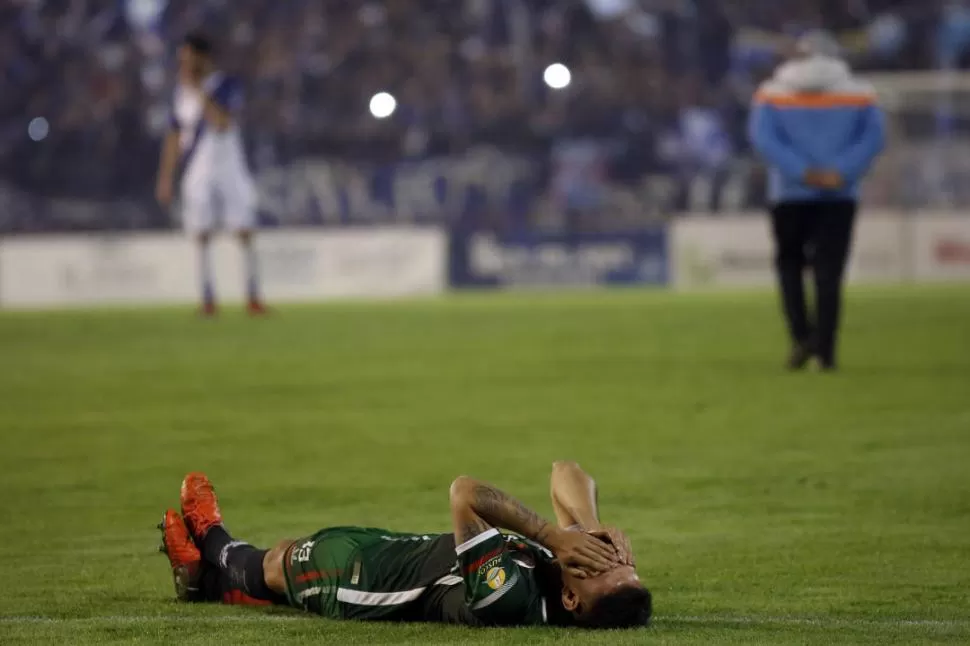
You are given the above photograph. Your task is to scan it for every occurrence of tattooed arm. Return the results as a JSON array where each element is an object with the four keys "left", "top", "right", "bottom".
[
  {"left": 449, "top": 476, "right": 555, "bottom": 544},
  {"left": 449, "top": 476, "right": 617, "bottom": 575}
]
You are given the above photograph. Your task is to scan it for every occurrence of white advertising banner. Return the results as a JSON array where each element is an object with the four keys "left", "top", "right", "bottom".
[
  {"left": 0, "top": 228, "right": 445, "bottom": 308},
  {"left": 671, "top": 213, "right": 906, "bottom": 289},
  {"left": 672, "top": 215, "right": 774, "bottom": 288},
  {"left": 847, "top": 216, "right": 907, "bottom": 284},
  {"left": 911, "top": 214, "right": 970, "bottom": 281}
]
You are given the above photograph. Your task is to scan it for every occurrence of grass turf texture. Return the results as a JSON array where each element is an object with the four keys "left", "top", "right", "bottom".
[{"left": 0, "top": 286, "right": 968, "bottom": 645}]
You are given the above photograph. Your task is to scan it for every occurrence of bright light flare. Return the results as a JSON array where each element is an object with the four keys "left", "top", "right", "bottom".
[
  {"left": 369, "top": 92, "right": 397, "bottom": 119},
  {"left": 543, "top": 63, "right": 572, "bottom": 90}
]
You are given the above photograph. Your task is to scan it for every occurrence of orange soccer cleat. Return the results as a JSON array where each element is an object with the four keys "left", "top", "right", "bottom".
[
  {"left": 157, "top": 509, "right": 204, "bottom": 602},
  {"left": 180, "top": 472, "right": 224, "bottom": 541}
]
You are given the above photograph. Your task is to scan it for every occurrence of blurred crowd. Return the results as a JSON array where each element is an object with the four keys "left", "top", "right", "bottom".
[{"left": 0, "top": 0, "right": 966, "bottom": 207}]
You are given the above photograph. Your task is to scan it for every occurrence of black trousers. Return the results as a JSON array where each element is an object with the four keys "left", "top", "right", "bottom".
[{"left": 770, "top": 200, "right": 857, "bottom": 365}]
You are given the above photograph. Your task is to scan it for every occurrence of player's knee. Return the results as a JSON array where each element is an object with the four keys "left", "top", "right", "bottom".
[
  {"left": 266, "top": 539, "right": 293, "bottom": 563},
  {"left": 262, "top": 539, "right": 293, "bottom": 594}
]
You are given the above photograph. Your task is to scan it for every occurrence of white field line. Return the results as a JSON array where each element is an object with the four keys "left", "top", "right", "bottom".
[
  {"left": 0, "top": 616, "right": 302, "bottom": 625},
  {"left": 661, "top": 615, "right": 969, "bottom": 629},
  {"left": 0, "top": 614, "right": 966, "bottom": 629}
]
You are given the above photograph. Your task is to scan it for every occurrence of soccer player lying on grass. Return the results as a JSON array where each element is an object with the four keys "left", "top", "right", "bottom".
[{"left": 158, "top": 461, "right": 651, "bottom": 628}]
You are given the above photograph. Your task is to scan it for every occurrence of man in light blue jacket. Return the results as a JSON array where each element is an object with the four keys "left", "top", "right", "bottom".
[{"left": 748, "top": 31, "right": 886, "bottom": 371}]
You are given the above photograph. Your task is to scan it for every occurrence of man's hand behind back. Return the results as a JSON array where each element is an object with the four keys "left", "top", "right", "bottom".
[{"left": 803, "top": 169, "right": 844, "bottom": 190}]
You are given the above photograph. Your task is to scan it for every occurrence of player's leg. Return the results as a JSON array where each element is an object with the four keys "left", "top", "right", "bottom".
[
  {"left": 158, "top": 508, "right": 276, "bottom": 606},
  {"left": 261, "top": 539, "right": 294, "bottom": 595},
  {"left": 237, "top": 229, "right": 266, "bottom": 315},
  {"left": 180, "top": 473, "right": 288, "bottom": 605},
  {"left": 811, "top": 200, "right": 857, "bottom": 370},
  {"left": 220, "top": 177, "right": 265, "bottom": 314},
  {"left": 181, "top": 181, "right": 218, "bottom": 315},
  {"left": 197, "top": 232, "right": 217, "bottom": 316},
  {"left": 771, "top": 201, "right": 813, "bottom": 369}
]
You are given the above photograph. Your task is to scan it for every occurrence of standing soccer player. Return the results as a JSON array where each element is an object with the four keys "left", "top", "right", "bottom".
[
  {"left": 155, "top": 33, "right": 265, "bottom": 317},
  {"left": 748, "top": 31, "right": 885, "bottom": 371}
]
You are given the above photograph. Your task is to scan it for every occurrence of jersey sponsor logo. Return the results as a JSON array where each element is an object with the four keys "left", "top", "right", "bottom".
[
  {"left": 479, "top": 555, "right": 503, "bottom": 576},
  {"left": 485, "top": 566, "right": 507, "bottom": 591},
  {"left": 464, "top": 547, "right": 504, "bottom": 575}
]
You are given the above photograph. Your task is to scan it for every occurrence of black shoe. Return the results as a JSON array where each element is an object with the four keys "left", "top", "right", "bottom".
[
  {"left": 817, "top": 357, "right": 838, "bottom": 372},
  {"left": 786, "top": 343, "right": 814, "bottom": 371}
]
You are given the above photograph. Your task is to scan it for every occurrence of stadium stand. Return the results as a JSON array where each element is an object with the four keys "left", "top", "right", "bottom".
[{"left": 0, "top": 0, "right": 963, "bottom": 232}]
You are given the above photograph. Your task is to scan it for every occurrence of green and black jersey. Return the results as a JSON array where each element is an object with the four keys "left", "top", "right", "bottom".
[{"left": 282, "top": 526, "right": 570, "bottom": 626}]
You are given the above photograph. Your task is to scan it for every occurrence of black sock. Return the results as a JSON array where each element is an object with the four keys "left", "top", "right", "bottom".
[
  {"left": 199, "top": 566, "right": 224, "bottom": 603},
  {"left": 201, "top": 525, "right": 279, "bottom": 602},
  {"left": 201, "top": 525, "right": 233, "bottom": 567}
]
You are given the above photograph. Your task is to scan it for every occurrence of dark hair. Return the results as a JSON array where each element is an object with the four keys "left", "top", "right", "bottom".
[
  {"left": 577, "top": 586, "right": 652, "bottom": 629},
  {"left": 183, "top": 32, "right": 213, "bottom": 56}
]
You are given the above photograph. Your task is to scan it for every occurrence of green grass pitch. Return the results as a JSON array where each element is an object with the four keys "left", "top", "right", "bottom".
[{"left": 1, "top": 286, "right": 968, "bottom": 645}]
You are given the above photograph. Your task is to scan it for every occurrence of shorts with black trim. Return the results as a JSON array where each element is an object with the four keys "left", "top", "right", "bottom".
[{"left": 281, "top": 526, "right": 461, "bottom": 621}]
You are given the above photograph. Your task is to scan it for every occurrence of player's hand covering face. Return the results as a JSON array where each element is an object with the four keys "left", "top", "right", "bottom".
[
  {"left": 550, "top": 530, "right": 619, "bottom": 579},
  {"left": 588, "top": 527, "right": 635, "bottom": 567}
]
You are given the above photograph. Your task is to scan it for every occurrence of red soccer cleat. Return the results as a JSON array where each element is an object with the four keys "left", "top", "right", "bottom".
[
  {"left": 157, "top": 509, "right": 204, "bottom": 602},
  {"left": 199, "top": 301, "right": 218, "bottom": 318},
  {"left": 246, "top": 300, "right": 268, "bottom": 316},
  {"left": 180, "top": 472, "right": 223, "bottom": 541}
]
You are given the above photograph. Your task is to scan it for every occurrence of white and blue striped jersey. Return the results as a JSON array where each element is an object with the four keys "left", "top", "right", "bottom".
[{"left": 170, "top": 72, "right": 253, "bottom": 184}]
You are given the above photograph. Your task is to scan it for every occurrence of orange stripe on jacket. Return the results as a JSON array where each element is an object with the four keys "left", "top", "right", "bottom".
[{"left": 754, "top": 91, "right": 875, "bottom": 108}]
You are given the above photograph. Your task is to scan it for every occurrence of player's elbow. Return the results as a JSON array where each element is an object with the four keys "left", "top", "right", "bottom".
[
  {"left": 750, "top": 129, "right": 778, "bottom": 161},
  {"left": 551, "top": 461, "right": 596, "bottom": 493},
  {"left": 449, "top": 476, "right": 479, "bottom": 506},
  {"left": 747, "top": 109, "right": 772, "bottom": 150},
  {"left": 552, "top": 460, "right": 581, "bottom": 471}
]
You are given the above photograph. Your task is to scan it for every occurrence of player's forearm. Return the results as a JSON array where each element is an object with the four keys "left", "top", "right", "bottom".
[
  {"left": 157, "top": 131, "right": 180, "bottom": 184},
  {"left": 550, "top": 461, "right": 601, "bottom": 531},
  {"left": 450, "top": 476, "right": 556, "bottom": 546}
]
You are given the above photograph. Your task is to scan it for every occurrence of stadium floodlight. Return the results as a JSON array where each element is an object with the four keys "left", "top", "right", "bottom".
[
  {"left": 543, "top": 63, "right": 572, "bottom": 90},
  {"left": 28, "top": 117, "right": 49, "bottom": 142},
  {"left": 369, "top": 92, "right": 397, "bottom": 119}
]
